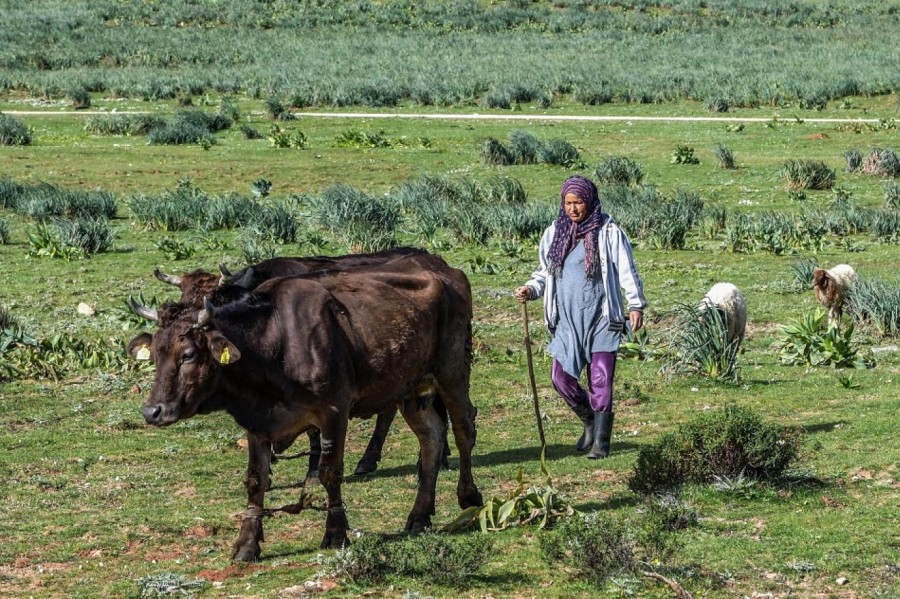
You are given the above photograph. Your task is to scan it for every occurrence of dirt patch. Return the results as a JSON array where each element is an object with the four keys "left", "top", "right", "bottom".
[
  {"left": 184, "top": 523, "right": 219, "bottom": 538},
  {"left": 196, "top": 563, "right": 261, "bottom": 582},
  {"left": 805, "top": 133, "right": 831, "bottom": 140}
]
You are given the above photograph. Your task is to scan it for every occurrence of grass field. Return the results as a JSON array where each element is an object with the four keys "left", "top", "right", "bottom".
[{"left": 1, "top": 95, "right": 899, "bottom": 598}]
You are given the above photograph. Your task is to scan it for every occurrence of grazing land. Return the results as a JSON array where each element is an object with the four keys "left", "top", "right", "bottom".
[{"left": 1, "top": 2, "right": 899, "bottom": 598}]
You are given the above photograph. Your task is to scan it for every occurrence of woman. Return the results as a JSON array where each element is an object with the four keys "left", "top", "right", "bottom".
[{"left": 515, "top": 175, "right": 646, "bottom": 459}]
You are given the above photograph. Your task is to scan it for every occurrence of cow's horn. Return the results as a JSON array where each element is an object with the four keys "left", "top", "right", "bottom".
[
  {"left": 219, "top": 263, "right": 233, "bottom": 277},
  {"left": 153, "top": 268, "right": 182, "bottom": 287},
  {"left": 196, "top": 298, "right": 214, "bottom": 328},
  {"left": 129, "top": 296, "right": 159, "bottom": 322}
]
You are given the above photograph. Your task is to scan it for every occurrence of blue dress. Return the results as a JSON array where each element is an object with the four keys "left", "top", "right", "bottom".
[{"left": 546, "top": 240, "right": 621, "bottom": 379}]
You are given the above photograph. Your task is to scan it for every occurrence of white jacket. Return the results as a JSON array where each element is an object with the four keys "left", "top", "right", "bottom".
[{"left": 524, "top": 214, "right": 647, "bottom": 333}]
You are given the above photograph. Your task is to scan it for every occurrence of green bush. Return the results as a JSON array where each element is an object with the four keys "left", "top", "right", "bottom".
[
  {"left": 147, "top": 122, "right": 216, "bottom": 146},
  {"left": 662, "top": 303, "right": 741, "bottom": 382},
  {"left": 54, "top": 217, "right": 116, "bottom": 255},
  {"left": 247, "top": 202, "right": 298, "bottom": 244},
  {"left": 593, "top": 156, "right": 644, "bottom": 186},
  {"left": 628, "top": 404, "right": 804, "bottom": 495},
  {"left": 68, "top": 87, "right": 91, "bottom": 109},
  {"left": 309, "top": 184, "right": 400, "bottom": 251},
  {"left": 670, "top": 144, "right": 699, "bottom": 165},
  {"left": 480, "top": 176, "right": 527, "bottom": 204},
  {"left": 872, "top": 209, "right": 900, "bottom": 243},
  {"left": 0, "top": 112, "right": 32, "bottom": 146},
  {"left": 127, "top": 180, "right": 205, "bottom": 231},
  {"left": 540, "top": 513, "right": 636, "bottom": 587},
  {"left": 0, "top": 218, "right": 8, "bottom": 245},
  {"left": 885, "top": 183, "right": 900, "bottom": 209},
  {"left": 781, "top": 159, "right": 836, "bottom": 190}
]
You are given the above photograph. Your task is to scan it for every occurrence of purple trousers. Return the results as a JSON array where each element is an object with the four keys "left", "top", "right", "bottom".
[{"left": 551, "top": 352, "right": 617, "bottom": 413}]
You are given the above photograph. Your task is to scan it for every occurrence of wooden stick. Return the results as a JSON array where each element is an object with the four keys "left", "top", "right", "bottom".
[{"left": 521, "top": 301, "right": 546, "bottom": 451}]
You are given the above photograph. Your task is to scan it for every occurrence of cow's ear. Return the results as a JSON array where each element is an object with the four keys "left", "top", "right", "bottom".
[
  {"left": 207, "top": 332, "right": 241, "bottom": 365},
  {"left": 127, "top": 333, "right": 154, "bottom": 362}
]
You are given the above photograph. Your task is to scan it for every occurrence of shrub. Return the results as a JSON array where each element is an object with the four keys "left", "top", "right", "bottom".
[
  {"left": 507, "top": 130, "right": 542, "bottom": 165},
  {"left": 706, "top": 97, "right": 730, "bottom": 113},
  {"left": 628, "top": 404, "right": 805, "bottom": 495},
  {"left": 781, "top": 159, "right": 836, "bottom": 190},
  {"left": 540, "top": 513, "right": 636, "bottom": 586},
  {"left": 247, "top": 202, "right": 298, "bottom": 244},
  {"left": 480, "top": 176, "right": 527, "bottom": 205},
  {"left": 12, "top": 184, "right": 117, "bottom": 221},
  {"left": 0, "top": 112, "right": 32, "bottom": 146},
  {"left": 239, "top": 125, "right": 265, "bottom": 140},
  {"left": 68, "top": 87, "right": 91, "bottom": 109},
  {"left": 713, "top": 143, "right": 735, "bottom": 169},
  {"left": 574, "top": 84, "right": 612, "bottom": 106},
  {"left": 127, "top": 180, "right": 205, "bottom": 231},
  {"left": 790, "top": 257, "right": 818, "bottom": 290},
  {"left": 872, "top": 209, "right": 900, "bottom": 243},
  {"left": 480, "top": 138, "right": 513, "bottom": 166},
  {"left": 482, "top": 89, "right": 511, "bottom": 109},
  {"left": 201, "top": 193, "right": 258, "bottom": 230},
  {"left": 539, "top": 138, "right": 584, "bottom": 168},
  {"left": 593, "top": 156, "right": 644, "bottom": 186},
  {"left": 847, "top": 278, "right": 900, "bottom": 337},
  {"left": 147, "top": 122, "right": 216, "bottom": 146}
]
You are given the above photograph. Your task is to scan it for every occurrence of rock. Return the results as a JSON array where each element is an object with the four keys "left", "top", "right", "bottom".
[
  {"left": 77, "top": 302, "right": 95, "bottom": 316},
  {"left": 836, "top": 576, "right": 849, "bottom": 585}
]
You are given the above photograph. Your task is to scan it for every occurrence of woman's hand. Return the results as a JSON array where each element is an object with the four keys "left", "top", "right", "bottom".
[
  {"left": 514, "top": 286, "right": 534, "bottom": 302},
  {"left": 629, "top": 309, "right": 643, "bottom": 332}
]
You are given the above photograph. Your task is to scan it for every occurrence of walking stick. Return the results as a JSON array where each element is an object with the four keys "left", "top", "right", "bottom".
[{"left": 520, "top": 301, "right": 547, "bottom": 451}]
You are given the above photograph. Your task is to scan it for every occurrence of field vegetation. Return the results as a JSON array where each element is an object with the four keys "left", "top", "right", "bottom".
[{"left": 1, "top": 1, "right": 899, "bottom": 598}]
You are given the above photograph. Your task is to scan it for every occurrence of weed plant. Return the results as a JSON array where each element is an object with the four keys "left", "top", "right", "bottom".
[
  {"left": 0, "top": 112, "right": 32, "bottom": 145},
  {"left": 507, "top": 130, "right": 542, "bottom": 165},
  {"left": 538, "top": 138, "right": 584, "bottom": 168},
  {"left": 628, "top": 404, "right": 804, "bottom": 495},
  {"left": 239, "top": 227, "right": 277, "bottom": 264},
  {"left": 239, "top": 124, "right": 264, "bottom": 140},
  {"left": 53, "top": 217, "right": 116, "bottom": 255},
  {"left": 778, "top": 309, "right": 874, "bottom": 369},
  {"left": 127, "top": 182, "right": 206, "bottom": 231},
  {"left": 670, "top": 145, "right": 699, "bottom": 165},
  {"left": 480, "top": 138, "right": 514, "bottom": 166},
  {"left": 781, "top": 159, "right": 836, "bottom": 190},
  {"left": 247, "top": 202, "right": 298, "bottom": 244},
  {"left": 790, "top": 257, "right": 819, "bottom": 291}
]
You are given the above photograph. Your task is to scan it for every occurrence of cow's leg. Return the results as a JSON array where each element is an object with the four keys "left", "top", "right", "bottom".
[
  {"left": 232, "top": 433, "right": 271, "bottom": 562},
  {"left": 398, "top": 400, "right": 445, "bottom": 533},
  {"left": 439, "top": 383, "right": 483, "bottom": 509},
  {"left": 306, "top": 429, "right": 321, "bottom": 484},
  {"left": 318, "top": 418, "right": 350, "bottom": 549},
  {"left": 353, "top": 408, "right": 396, "bottom": 475}
]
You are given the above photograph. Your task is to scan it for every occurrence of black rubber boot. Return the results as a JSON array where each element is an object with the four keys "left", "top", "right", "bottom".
[
  {"left": 587, "top": 412, "right": 614, "bottom": 459},
  {"left": 571, "top": 403, "right": 595, "bottom": 452}
]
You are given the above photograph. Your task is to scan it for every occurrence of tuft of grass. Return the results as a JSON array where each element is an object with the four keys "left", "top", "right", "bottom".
[
  {"left": 594, "top": 156, "right": 644, "bottom": 186},
  {"left": 781, "top": 159, "right": 836, "bottom": 190},
  {"left": 0, "top": 112, "right": 33, "bottom": 145},
  {"left": 847, "top": 278, "right": 900, "bottom": 337},
  {"left": 713, "top": 143, "right": 735, "bottom": 169},
  {"left": 662, "top": 303, "right": 741, "bottom": 382}
]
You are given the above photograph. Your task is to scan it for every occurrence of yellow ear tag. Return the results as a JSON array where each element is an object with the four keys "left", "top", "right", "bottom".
[
  {"left": 219, "top": 347, "right": 231, "bottom": 364},
  {"left": 136, "top": 345, "right": 151, "bottom": 361}
]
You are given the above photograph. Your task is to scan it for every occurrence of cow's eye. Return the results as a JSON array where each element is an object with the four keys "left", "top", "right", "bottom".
[{"left": 181, "top": 349, "right": 196, "bottom": 363}]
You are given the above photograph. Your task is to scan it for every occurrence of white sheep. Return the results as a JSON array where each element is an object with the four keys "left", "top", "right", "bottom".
[
  {"left": 699, "top": 282, "right": 747, "bottom": 344},
  {"left": 812, "top": 264, "right": 857, "bottom": 324}
]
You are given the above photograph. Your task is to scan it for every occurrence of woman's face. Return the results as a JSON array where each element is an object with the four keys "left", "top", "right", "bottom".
[{"left": 563, "top": 193, "right": 588, "bottom": 223}]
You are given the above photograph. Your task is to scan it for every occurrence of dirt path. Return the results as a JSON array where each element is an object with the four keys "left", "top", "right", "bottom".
[{"left": 2, "top": 109, "right": 883, "bottom": 124}]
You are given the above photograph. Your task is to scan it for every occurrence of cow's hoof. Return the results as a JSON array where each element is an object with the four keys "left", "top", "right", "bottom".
[
  {"left": 440, "top": 457, "right": 451, "bottom": 471},
  {"left": 304, "top": 471, "right": 320, "bottom": 487},
  {"left": 460, "top": 489, "right": 484, "bottom": 509},
  {"left": 404, "top": 515, "right": 432, "bottom": 533},
  {"left": 231, "top": 545, "right": 260, "bottom": 563},
  {"left": 353, "top": 459, "right": 378, "bottom": 476},
  {"left": 320, "top": 531, "right": 350, "bottom": 550}
]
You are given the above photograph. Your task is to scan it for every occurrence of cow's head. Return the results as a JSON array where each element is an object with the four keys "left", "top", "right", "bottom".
[
  {"left": 154, "top": 267, "right": 225, "bottom": 307},
  {"left": 129, "top": 297, "right": 240, "bottom": 426}
]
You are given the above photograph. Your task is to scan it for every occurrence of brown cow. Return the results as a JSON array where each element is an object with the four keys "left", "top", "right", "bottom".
[
  {"left": 130, "top": 253, "right": 482, "bottom": 559},
  {"left": 151, "top": 247, "right": 450, "bottom": 476}
]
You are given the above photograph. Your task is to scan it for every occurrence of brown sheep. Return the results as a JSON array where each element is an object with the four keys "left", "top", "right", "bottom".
[{"left": 812, "top": 264, "right": 857, "bottom": 324}]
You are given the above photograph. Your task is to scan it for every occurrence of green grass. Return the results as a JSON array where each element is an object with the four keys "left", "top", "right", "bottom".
[{"left": 0, "top": 101, "right": 898, "bottom": 598}]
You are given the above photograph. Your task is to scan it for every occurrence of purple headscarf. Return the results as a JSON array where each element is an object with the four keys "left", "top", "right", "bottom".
[{"left": 547, "top": 175, "right": 603, "bottom": 276}]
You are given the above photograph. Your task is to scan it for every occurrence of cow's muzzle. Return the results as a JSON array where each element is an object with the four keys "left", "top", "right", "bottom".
[{"left": 142, "top": 404, "right": 170, "bottom": 426}]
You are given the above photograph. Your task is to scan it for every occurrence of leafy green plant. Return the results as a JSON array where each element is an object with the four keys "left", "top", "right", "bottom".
[
  {"left": 781, "top": 159, "right": 836, "bottom": 190},
  {"left": 777, "top": 309, "right": 874, "bottom": 368},
  {"left": 446, "top": 449, "right": 577, "bottom": 533},
  {"left": 154, "top": 237, "right": 197, "bottom": 260},
  {"left": 790, "top": 257, "right": 818, "bottom": 290},
  {"left": 250, "top": 178, "right": 272, "bottom": 198},
  {"left": 618, "top": 327, "right": 660, "bottom": 361},
  {"left": 670, "top": 144, "right": 699, "bottom": 165},
  {"left": 0, "top": 112, "right": 32, "bottom": 145},
  {"left": 26, "top": 223, "right": 86, "bottom": 260},
  {"left": 336, "top": 129, "right": 390, "bottom": 149},
  {"left": 308, "top": 184, "right": 400, "bottom": 251},
  {"left": 136, "top": 573, "right": 208, "bottom": 598},
  {"left": 239, "top": 227, "right": 277, "bottom": 263},
  {"left": 628, "top": 404, "right": 805, "bottom": 495},
  {"left": 239, "top": 124, "right": 265, "bottom": 140}
]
